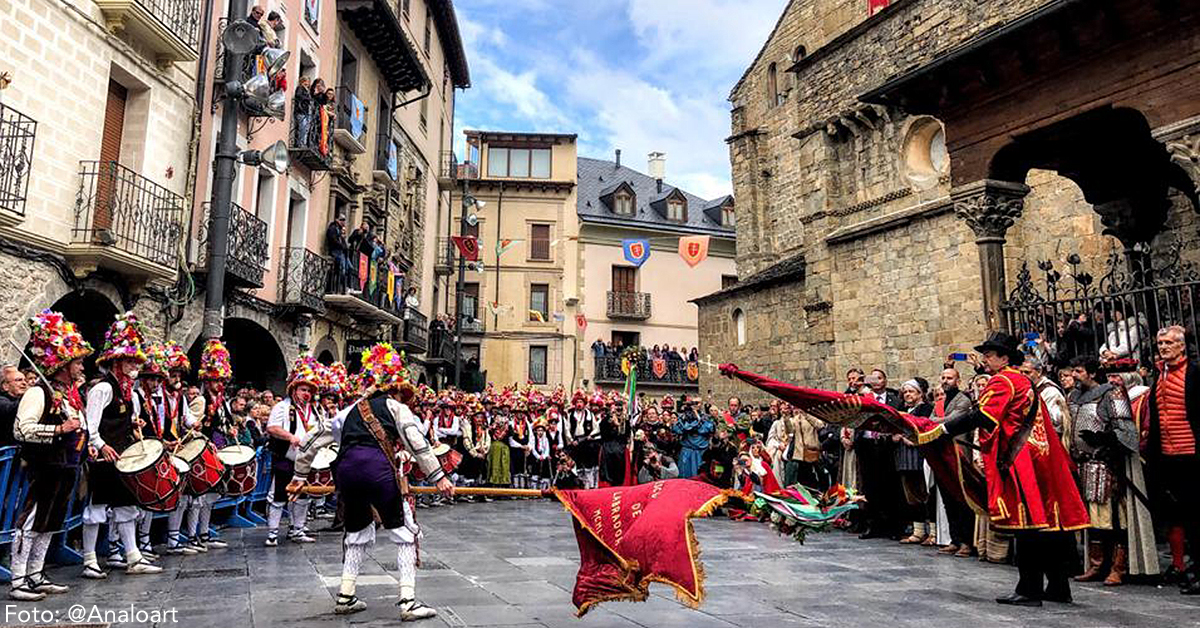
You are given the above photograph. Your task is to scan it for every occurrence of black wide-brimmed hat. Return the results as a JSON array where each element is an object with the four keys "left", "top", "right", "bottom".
[{"left": 974, "top": 331, "right": 1025, "bottom": 366}]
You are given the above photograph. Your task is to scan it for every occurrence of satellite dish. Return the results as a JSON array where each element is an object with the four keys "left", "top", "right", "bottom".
[{"left": 222, "top": 20, "right": 259, "bottom": 55}]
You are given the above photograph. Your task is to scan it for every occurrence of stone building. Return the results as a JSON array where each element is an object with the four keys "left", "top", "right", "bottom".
[
  {"left": 696, "top": 0, "right": 1200, "bottom": 401},
  {"left": 0, "top": 0, "right": 469, "bottom": 391}
]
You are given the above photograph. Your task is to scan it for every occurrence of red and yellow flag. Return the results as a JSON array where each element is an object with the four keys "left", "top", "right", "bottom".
[{"left": 555, "top": 479, "right": 733, "bottom": 616}]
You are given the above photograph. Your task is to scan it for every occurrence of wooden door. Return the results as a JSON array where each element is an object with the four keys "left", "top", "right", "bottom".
[
  {"left": 95, "top": 80, "right": 127, "bottom": 232},
  {"left": 612, "top": 266, "right": 636, "bottom": 312}
]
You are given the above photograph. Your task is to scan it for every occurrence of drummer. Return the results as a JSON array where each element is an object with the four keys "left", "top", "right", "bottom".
[
  {"left": 287, "top": 343, "right": 452, "bottom": 619},
  {"left": 132, "top": 343, "right": 169, "bottom": 561},
  {"left": 9, "top": 311, "right": 91, "bottom": 601},
  {"left": 183, "top": 339, "right": 237, "bottom": 552},
  {"left": 265, "top": 355, "right": 325, "bottom": 546},
  {"left": 81, "top": 313, "right": 162, "bottom": 578},
  {"left": 160, "top": 341, "right": 199, "bottom": 556}
]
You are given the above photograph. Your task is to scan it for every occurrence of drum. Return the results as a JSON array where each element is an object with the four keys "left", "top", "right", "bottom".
[
  {"left": 303, "top": 446, "right": 338, "bottom": 496},
  {"left": 116, "top": 439, "right": 182, "bottom": 512},
  {"left": 217, "top": 445, "right": 258, "bottom": 496},
  {"left": 178, "top": 437, "right": 227, "bottom": 496}
]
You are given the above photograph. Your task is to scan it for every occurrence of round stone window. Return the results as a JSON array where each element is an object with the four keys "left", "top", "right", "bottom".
[{"left": 900, "top": 116, "right": 950, "bottom": 190}]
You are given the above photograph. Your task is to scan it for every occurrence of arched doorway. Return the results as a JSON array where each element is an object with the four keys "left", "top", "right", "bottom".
[
  {"left": 317, "top": 350, "right": 335, "bottom": 365},
  {"left": 188, "top": 318, "right": 287, "bottom": 392},
  {"left": 29, "top": 290, "right": 120, "bottom": 378}
]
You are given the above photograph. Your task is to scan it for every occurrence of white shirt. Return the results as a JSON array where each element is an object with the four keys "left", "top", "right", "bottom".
[
  {"left": 85, "top": 381, "right": 141, "bottom": 452},
  {"left": 268, "top": 397, "right": 319, "bottom": 461},
  {"left": 435, "top": 413, "right": 461, "bottom": 439}
]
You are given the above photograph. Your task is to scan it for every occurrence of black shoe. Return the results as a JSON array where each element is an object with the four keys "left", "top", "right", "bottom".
[
  {"left": 1181, "top": 581, "right": 1200, "bottom": 596},
  {"left": 996, "top": 593, "right": 1042, "bottom": 607},
  {"left": 859, "top": 530, "right": 883, "bottom": 540},
  {"left": 1163, "top": 566, "right": 1186, "bottom": 586},
  {"left": 1043, "top": 590, "right": 1072, "bottom": 604}
]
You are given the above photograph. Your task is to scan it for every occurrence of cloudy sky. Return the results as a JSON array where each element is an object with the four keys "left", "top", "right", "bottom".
[{"left": 451, "top": 0, "right": 788, "bottom": 200}]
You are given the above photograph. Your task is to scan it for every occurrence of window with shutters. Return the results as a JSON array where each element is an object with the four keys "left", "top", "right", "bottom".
[
  {"left": 667, "top": 198, "right": 685, "bottom": 221},
  {"left": 612, "top": 266, "right": 636, "bottom": 293},
  {"left": 529, "top": 284, "right": 549, "bottom": 322},
  {"left": 614, "top": 190, "right": 633, "bottom": 215},
  {"left": 529, "top": 346, "right": 548, "bottom": 385},
  {"left": 529, "top": 224, "right": 550, "bottom": 260},
  {"left": 463, "top": 282, "right": 480, "bottom": 319},
  {"left": 722, "top": 206, "right": 735, "bottom": 227}
]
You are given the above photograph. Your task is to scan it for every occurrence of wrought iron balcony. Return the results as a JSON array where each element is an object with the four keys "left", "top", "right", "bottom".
[
  {"left": 433, "top": 236, "right": 455, "bottom": 276},
  {"left": 289, "top": 101, "right": 332, "bottom": 171},
  {"left": 279, "top": 247, "right": 330, "bottom": 314},
  {"left": 324, "top": 254, "right": 406, "bottom": 324},
  {"left": 397, "top": 307, "right": 428, "bottom": 355},
  {"left": 606, "top": 291, "right": 652, "bottom": 320},
  {"left": 95, "top": 0, "right": 200, "bottom": 64},
  {"left": 425, "top": 322, "right": 456, "bottom": 364},
  {"left": 197, "top": 201, "right": 269, "bottom": 289},
  {"left": 437, "top": 151, "right": 477, "bottom": 190},
  {"left": 592, "top": 355, "right": 699, "bottom": 388},
  {"left": 333, "top": 86, "right": 368, "bottom": 154},
  {"left": 71, "top": 161, "right": 184, "bottom": 278},
  {"left": 0, "top": 102, "right": 36, "bottom": 221}
]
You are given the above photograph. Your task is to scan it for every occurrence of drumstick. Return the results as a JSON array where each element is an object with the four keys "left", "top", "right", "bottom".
[{"left": 409, "top": 486, "right": 551, "bottom": 498}]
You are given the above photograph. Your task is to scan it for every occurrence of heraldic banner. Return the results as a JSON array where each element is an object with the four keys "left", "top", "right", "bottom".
[{"left": 555, "top": 479, "right": 734, "bottom": 616}]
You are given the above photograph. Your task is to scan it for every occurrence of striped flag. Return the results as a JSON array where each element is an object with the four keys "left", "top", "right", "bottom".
[{"left": 624, "top": 362, "right": 639, "bottom": 425}]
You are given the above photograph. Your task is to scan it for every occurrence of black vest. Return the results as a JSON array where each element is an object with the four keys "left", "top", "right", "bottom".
[
  {"left": 340, "top": 396, "right": 400, "bottom": 450},
  {"left": 19, "top": 383, "right": 85, "bottom": 467},
  {"left": 98, "top": 374, "right": 137, "bottom": 453}
]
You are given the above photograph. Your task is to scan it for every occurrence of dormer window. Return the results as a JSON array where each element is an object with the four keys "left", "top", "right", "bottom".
[
  {"left": 667, "top": 198, "right": 685, "bottom": 221},
  {"left": 722, "top": 206, "right": 734, "bottom": 227},
  {"left": 615, "top": 190, "right": 634, "bottom": 215}
]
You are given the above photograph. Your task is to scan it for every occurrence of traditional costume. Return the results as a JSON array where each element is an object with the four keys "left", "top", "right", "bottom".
[
  {"left": 9, "top": 311, "right": 92, "bottom": 601},
  {"left": 265, "top": 354, "right": 324, "bottom": 546},
  {"left": 159, "top": 341, "right": 198, "bottom": 555},
  {"left": 672, "top": 405, "right": 712, "bottom": 479},
  {"left": 487, "top": 411, "right": 511, "bottom": 487},
  {"left": 81, "top": 312, "right": 162, "bottom": 578},
  {"left": 185, "top": 339, "right": 236, "bottom": 552},
  {"left": 921, "top": 332, "right": 1088, "bottom": 606},
  {"left": 290, "top": 343, "right": 446, "bottom": 620},
  {"left": 462, "top": 405, "right": 490, "bottom": 491},
  {"left": 508, "top": 401, "right": 533, "bottom": 488},
  {"left": 132, "top": 343, "right": 168, "bottom": 560},
  {"left": 569, "top": 394, "right": 601, "bottom": 488}
]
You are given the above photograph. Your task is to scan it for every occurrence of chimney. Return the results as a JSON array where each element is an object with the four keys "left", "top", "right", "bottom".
[
  {"left": 647, "top": 151, "right": 666, "bottom": 184},
  {"left": 614, "top": 149, "right": 621, "bottom": 168}
]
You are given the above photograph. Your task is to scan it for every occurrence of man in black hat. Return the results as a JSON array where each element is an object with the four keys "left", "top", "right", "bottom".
[{"left": 921, "top": 331, "right": 1088, "bottom": 607}]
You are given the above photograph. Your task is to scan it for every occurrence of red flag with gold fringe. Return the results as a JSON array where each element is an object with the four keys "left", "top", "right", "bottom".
[
  {"left": 718, "top": 363, "right": 985, "bottom": 513},
  {"left": 555, "top": 479, "right": 734, "bottom": 616}
]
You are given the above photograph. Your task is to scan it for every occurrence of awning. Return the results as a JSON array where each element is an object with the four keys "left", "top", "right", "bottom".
[{"left": 337, "top": 0, "right": 429, "bottom": 93}]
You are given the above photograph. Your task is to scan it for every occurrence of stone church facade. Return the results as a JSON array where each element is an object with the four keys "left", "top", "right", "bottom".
[{"left": 695, "top": 0, "right": 1200, "bottom": 400}]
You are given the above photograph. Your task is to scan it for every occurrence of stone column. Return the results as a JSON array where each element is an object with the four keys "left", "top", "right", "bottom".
[{"left": 952, "top": 179, "right": 1030, "bottom": 332}]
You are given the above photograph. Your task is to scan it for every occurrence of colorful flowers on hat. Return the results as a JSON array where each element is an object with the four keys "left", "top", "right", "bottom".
[
  {"left": 287, "top": 354, "right": 324, "bottom": 392},
  {"left": 26, "top": 309, "right": 93, "bottom": 375},
  {"left": 360, "top": 343, "right": 411, "bottom": 393},
  {"left": 96, "top": 311, "right": 147, "bottom": 366},
  {"left": 199, "top": 338, "right": 233, "bottom": 381},
  {"left": 163, "top": 340, "right": 190, "bottom": 372},
  {"left": 141, "top": 342, "right": 168, "bottom": 377},
  {"left": 321, "top": 361, "right": 350, "bottom": 398}
]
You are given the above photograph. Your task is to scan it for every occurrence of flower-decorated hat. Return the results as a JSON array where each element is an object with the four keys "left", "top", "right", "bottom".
[
  {"left": 361, "top": 343, "right": 411, "bottom": 394},
  {"left": 141, "top": 342, "right": 168, "bottom": 378},
  {"left": 198, "top": 338, "right": 233, "bottom": 381},
  {"left": 163, "top": 340, "right": 190, "bottom": 373},
  {"left": 26, "top": 309, "right": 93, "bottom": 375},
  {"left": 287, "top": 354, "right": 324, "bottom": 392},
  {"left": 96, "top": 312, "right": 147, "bottom": 366},
  {"left": 321, "top": 361, "right": 350, "bottom": 398}
]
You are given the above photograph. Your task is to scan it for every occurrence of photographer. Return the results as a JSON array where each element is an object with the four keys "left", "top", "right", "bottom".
[{"left": 637, "top": 444, "right": 679, "bottom": 484}]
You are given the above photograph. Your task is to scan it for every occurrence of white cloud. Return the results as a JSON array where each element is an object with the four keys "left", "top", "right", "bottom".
[{"left": 626, "top": 0, "right": 787, "bottom": 78}]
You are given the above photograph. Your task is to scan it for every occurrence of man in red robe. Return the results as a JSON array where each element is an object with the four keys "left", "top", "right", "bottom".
[{"left": 920, "top": 332, "right": 1088, "bottom": 607}]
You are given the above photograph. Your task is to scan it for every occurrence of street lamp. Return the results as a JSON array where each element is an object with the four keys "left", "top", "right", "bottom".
[{"left": 454, "top": 188, "right": 485, "bottom": 389}]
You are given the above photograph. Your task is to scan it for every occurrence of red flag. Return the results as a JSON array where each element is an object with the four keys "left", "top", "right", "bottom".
[
  {"left": 555, "top": 479, "right": 733, "bottom": 616},
  {"left": 717, "top": 363, "right": 985, "bottom": 512},
  {"left": 677, "top": 236, "right": 709, "bottom": 268},
  {"left": 868, "top": 0, "right": 891, "bottom": 16},
  {"left": 575, "top": 313, "right": 587, "bottom": 332},
  {"left": 452, "top": 235, "right": 479, "bottom": 261}
]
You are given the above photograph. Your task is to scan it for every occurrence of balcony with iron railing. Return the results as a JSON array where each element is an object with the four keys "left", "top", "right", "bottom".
[
  {"left": 0, "top": 102, "right": 36, "bottom": 224},
  {"left": 289, "top": 98, "right": 333, "bottom": 171},
  {"left": 437, "top": 150, "right": 478, "bottom": 190},
  {"left": 70, "top": 161, "right": 184, "bottom": 280},
  {"left": 95, "top": 0, "right": 200, "bottom": 64},
  {"left": 196, "top": 201, "right": 269, "bottom": 289},
  {"left": 607, "top": 291, "right": 652, "bottom": 320},
  {"left": 425, "top": 322, "right": 456, "bottom": 364},
  {"left": 459, "top": 295, "right": 486, "bottom": 334},
  {"left": 433, "top": 236, "right": 456, "bottom": 276},
  {"left": 396, "top": 307, "right": 428, "bottom": 355},
  {"left": 279, "top": 247, "right": 330, "bottom": 314},
  {"left": 324, "top": 252, "right": 406, "bottom": 325},
  {"left": 333, "top": 86, "right": 368, "bottom": 154},
  {"left": 593, "top": 355, "right": 699, "bottom": 388}
]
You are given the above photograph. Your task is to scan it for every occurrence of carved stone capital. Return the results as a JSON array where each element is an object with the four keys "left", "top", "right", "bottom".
[
  {"left": 951, "top": 179, "right": 1030, "bottom": 243},
  {"left": 1167, "top": 134, "right": 1200, "bottom": 196}
]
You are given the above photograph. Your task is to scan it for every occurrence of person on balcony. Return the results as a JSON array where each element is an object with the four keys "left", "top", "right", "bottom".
[
  {"left": 294, "top": 76, "right": 313, "bottom": 147},
  {"left": 325, "top": 214, "right": 350, "bottom": 293},
  {"left": 248, "top": 7, "right": 281, "bottom": 49}
]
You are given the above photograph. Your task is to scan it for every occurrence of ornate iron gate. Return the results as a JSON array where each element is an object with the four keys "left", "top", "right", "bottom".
[{"left": 1001, "top": 243, "right": 1200, "bottom": 368}]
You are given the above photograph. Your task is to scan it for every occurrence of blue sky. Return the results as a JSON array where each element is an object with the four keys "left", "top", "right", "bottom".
[{"left": 452, "top": 0, "right": 788, "bottom": 200}]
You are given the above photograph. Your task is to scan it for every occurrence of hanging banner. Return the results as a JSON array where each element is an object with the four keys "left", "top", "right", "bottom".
[
  {"left": 358, "top": 253, "right": 369, "bottom": 290},
  {"left": 686, "top": 362, "right": 699, "bottom": 382},
  {"left": 386, "top": 270, "right": 396, "bottom": 304},
  {"left": 652, "top": 358, "right": 667, "bottom": 379},
  {"left": 575, "top": 313, "right": 588, "bottom": 332},
  {"left": 497, "top": 238, "right": 523, "bottom": 257},
  {"left": 678, "top": 235, "right": 710, "bottom": 268},
  {"left": 451, "top": 235, "right": 479, "bottom": 261},
  {"left": 622, "top": 238, "right": 650, "bottom": 267},
  {"left": 368, "top": 259, "right": 378, "bottom": 293}
]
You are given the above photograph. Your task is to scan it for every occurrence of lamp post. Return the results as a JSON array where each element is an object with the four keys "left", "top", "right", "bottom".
[{"left": 453, "top": 179, "right": 470, "bottom": 388}]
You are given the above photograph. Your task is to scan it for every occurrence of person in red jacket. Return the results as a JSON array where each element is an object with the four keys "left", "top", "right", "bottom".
[{"left": 921, "top": 331, "right": 1088, "bottom": 607}]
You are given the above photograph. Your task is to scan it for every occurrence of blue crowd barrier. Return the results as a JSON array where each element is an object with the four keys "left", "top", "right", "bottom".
[{"left": 0, "top": 445, "right": 278, "bottom": 582}]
